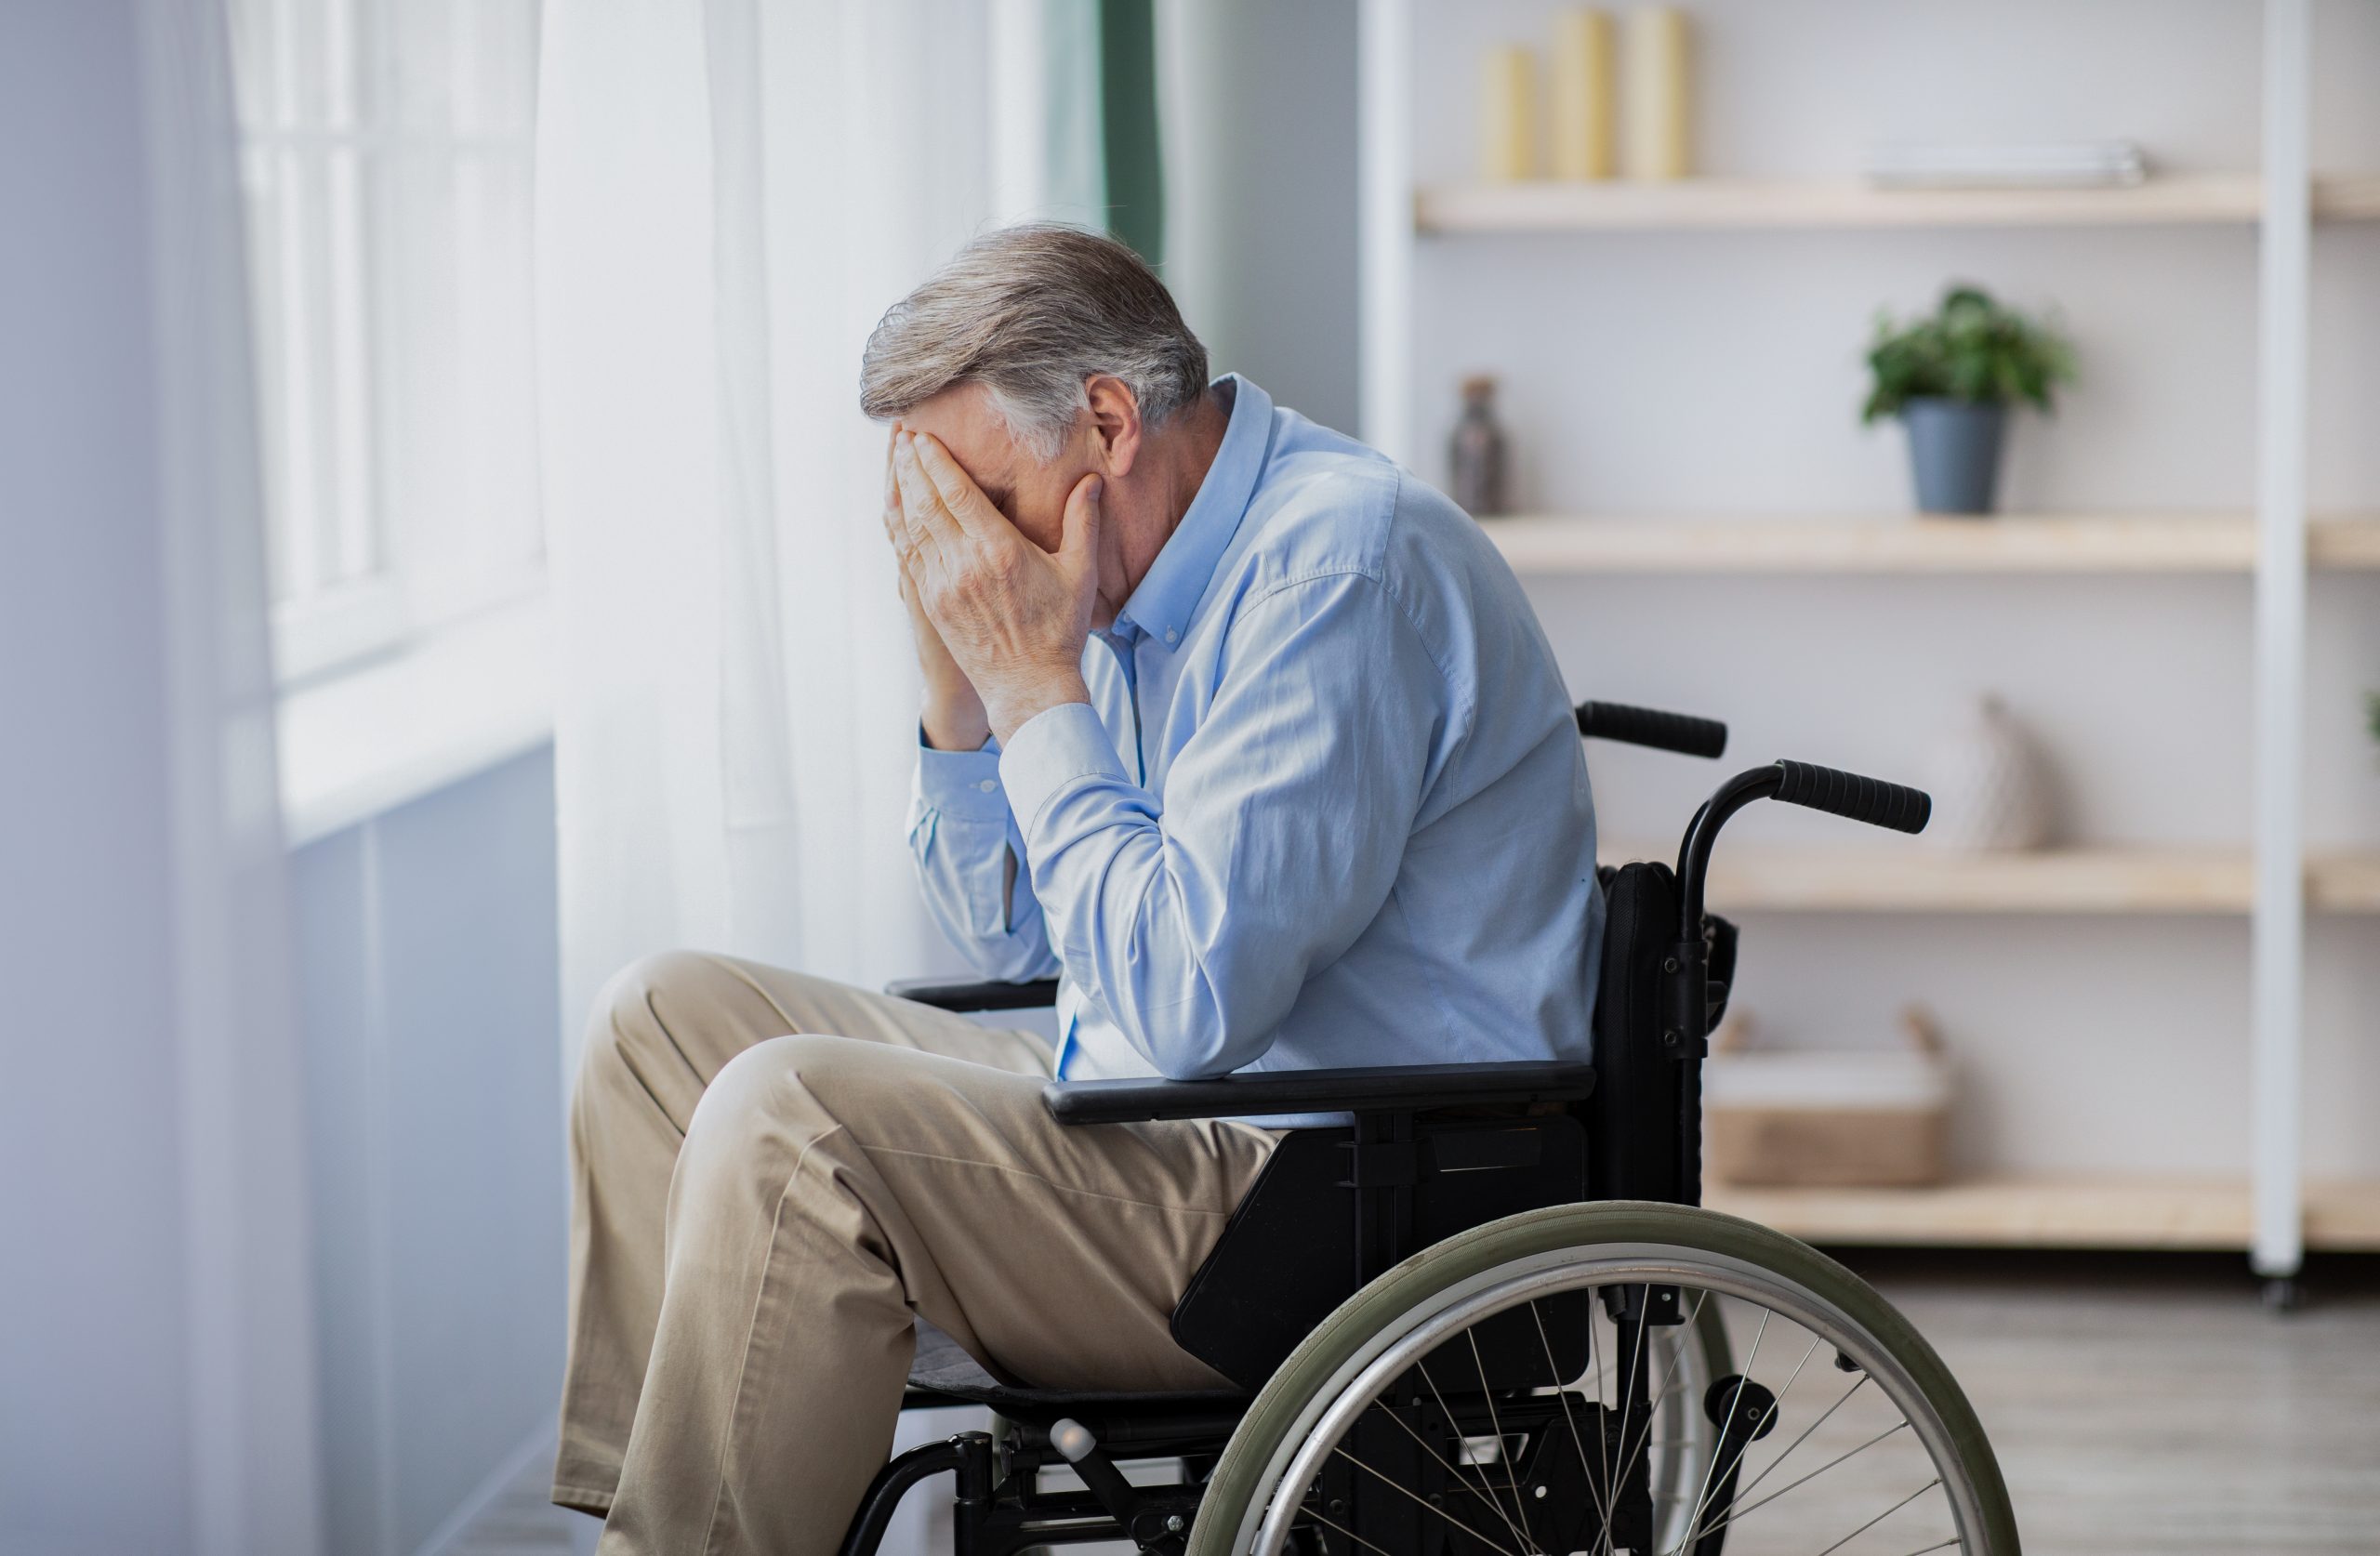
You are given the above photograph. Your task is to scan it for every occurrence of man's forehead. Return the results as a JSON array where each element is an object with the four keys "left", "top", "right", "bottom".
[{"left": 906, "top": 382, "right": 1023, "bottom": 490}]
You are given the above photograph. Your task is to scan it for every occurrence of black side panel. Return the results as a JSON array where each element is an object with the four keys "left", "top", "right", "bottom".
[
  {"left": 1171, "top": 1116, "right": 1588, "bottom": 1391},
  {"left": 1170, "top": 1131, "right": 1351, "bottom": 1391}
]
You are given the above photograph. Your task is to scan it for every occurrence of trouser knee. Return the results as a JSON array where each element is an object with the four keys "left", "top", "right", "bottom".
[
  {"left": 683, "top": 1033, "right": 871, "bottom": 1149},
  {"left": 577, "top": 947, "right": 735, "bottom": 1087}
]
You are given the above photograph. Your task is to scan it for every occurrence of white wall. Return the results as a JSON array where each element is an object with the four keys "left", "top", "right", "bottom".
[
  {"left": 1400, "top": 0, "right": 2380, "bottom": 1176},
  {"left": 291, "top": 749, "right": 569, "bottom": 1556},
  {"left": 1163, "top": 0, "right": 1364, "bottom": 436}
]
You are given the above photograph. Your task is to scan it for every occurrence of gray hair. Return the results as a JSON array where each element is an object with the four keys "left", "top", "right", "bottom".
[{"left": 858, "top": 223, "right": 1210, "bottom": 459}]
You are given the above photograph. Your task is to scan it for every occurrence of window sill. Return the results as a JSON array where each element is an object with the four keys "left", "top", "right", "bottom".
[{"left": 278, "top": 592, "right": 554, "bottom": 849}]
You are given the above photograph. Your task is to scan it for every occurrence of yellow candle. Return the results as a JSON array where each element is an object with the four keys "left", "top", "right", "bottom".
[
  {"left": 1620, "top": 6, "right": 1691, "bottom": 181},
  {"left": 1550, "top": 9, "right": 1615, "bottom": 181},
  {"left": 1478, "top": 46, "right": 1537, "bottom": 183}
]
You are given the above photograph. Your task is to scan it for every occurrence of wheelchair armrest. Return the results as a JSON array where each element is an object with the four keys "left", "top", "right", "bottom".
[
  {"left": 884, "top": 976, "right": 1062, "bottom": 1012},
  {"left": 1042, "top": 1061, "right": 1595, "bottom": 1126}
]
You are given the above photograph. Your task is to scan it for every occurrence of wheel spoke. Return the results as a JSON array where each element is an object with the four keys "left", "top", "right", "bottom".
[
  {"left": 1810, "top": 1477, "right": 1943, "bottom": 1556},
  {"left": 1591, "top": 1286, "right": 1713, "bottom": 1556},
  {"left": 1603, "top": 1288, "right": 1712, "bottom": 1516},
  {"left": 1673, "top": 1303, "right": 1766, "bottom": 1553},
  {"left": 1330, "top": 1445, "right": 1524, "bottom": 1556},
  {"left": 1415, "top": 1360, "right": 1540, "bottom": 1554},
  {"left": 1363, "top": 1399, "right": 1540, "bottom": 1556},
  {"left": 1529, "top": 1299, "right": 1613, "bottom": 1541},
  {"left": 1300, "top": 1504, "right": 1398, "bottom": 1556},
  {"left": 1466, "top": 1327, "right": 1539, "bottom": 1550},
  {"left": 1724, "top": 1371, "right": 1870, "bottom": 1510},
  {"left": 1588, "top": 1290, "right": 1612, "bottom": 1528},
  {"left": 1601, "top": 1296, "right": 1652, "bottom": 1556},
  {"left": 1663, "top": 1323, "right": 1823, "bottom": 1556},
  {"left": 1680, "top": 1418, "right": 1915, "bottom": 1549}
]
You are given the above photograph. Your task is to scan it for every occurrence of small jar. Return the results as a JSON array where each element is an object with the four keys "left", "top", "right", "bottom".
[{"left": 1449, "top": 375, "right": 1509, "bottom": 518}]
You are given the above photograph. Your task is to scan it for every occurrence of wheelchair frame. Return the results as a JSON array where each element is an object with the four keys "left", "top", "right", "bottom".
[{"left": 842, "top": 701, "right": 1932, "bottom": 1556}]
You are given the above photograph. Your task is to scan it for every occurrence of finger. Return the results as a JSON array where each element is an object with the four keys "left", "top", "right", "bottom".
[
  {"left": 1059, "top": 471, "right": 1104, "bottom": 574},
  {"left": 879, "top": 484, "right": 912, "bottom": 556},
  {"left": 879, "top": 483, "right": 916, "bottom": 565},
  {"left": 906, "top": 431, "right": 1000, "bottom": 534},
  {"left": 892, "top": 434, "right": 965, "bottom": 549}
]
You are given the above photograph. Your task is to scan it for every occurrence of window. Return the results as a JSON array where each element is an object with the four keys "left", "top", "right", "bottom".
[{"left": 229, "top": 0, "right": 544, "bottom": 684}]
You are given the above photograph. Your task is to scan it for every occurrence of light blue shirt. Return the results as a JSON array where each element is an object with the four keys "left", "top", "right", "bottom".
[{"left": 907, "top": 376, "right": 1602, "bottom": 1092}]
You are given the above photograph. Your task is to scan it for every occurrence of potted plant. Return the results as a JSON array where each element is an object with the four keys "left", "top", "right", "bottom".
[{"left": 1861, "top": 284, "right": 2076, "bottom": 515}]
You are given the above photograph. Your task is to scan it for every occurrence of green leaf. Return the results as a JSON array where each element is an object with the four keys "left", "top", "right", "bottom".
[{"left": 1858, "top": 284, "right": 2077, "bottom": 425}]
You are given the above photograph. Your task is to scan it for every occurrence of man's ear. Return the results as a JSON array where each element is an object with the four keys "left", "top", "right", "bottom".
[{"left": 1082, "top": 375, "right": 1144, "bottom": 479}]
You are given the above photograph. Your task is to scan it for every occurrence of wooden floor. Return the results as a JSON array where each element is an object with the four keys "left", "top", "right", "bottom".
[
  {"left": 447, "top": 1252, "right": 2380, "bottom": 1555},
  {"left": 438, "top": 1465, "right": 592, "bottom": 1556},
  {"left": 1826, "top": 1249, "right": 2380, "bottom": 1555}
]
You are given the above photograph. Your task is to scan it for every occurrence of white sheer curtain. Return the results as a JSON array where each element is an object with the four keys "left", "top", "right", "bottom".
[
  {"left": 143, "top": 2, "right": 325, "bottom": 1549},
  {"left": 537, "top": 14, "right": 1064, "bottom": 1540},
  {"left": 1, "top": 3, "right": 319, "bottom": 1551},
  {"left": 537, "top": 0, "right": 1020, "bottom": 1049}
]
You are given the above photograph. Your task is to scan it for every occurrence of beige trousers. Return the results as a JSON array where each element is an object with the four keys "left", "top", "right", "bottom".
[{"left": 554, "top": 950, "right": 1277, "bottom": 1555}]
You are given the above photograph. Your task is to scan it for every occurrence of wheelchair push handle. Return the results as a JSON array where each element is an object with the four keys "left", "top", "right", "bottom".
[
  {"left": 1675, "top": 758, "right": 1934, "bottom": 987},
  {"left": 1574, "top": 700, "right": 1728, "bottom": 759},
  {"left": 1771, "top": 758, "right": 1931, "bottom": 835}
]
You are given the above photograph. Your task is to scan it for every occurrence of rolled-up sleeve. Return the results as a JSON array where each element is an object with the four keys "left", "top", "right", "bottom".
[
  {"left": 907, "top": 736, "right": 1059, "bottom": 982},
  {"left": 999, "top": 574, "right": 1448, "bottom": 1079}
]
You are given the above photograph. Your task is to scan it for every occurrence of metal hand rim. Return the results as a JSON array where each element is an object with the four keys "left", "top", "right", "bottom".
[{"left": 1236, "top": 1244, "right": 1987, "bottom": 1556}]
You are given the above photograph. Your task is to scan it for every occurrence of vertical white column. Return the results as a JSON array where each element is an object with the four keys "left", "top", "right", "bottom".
[
  {"left": 2252, "top": 0, "right": 2310, "bottom": 1282},
  {"left": 1359, "top": 0, "right": 1416, "bottom": 465}
]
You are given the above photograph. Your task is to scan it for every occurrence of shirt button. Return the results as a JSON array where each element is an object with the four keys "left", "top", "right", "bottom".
[
  {"left": 977, "top": 778, "right": 998, "bottom": 793},
  {"left": 1164, "top": 627, "right": 1179, "bottom": 644}
]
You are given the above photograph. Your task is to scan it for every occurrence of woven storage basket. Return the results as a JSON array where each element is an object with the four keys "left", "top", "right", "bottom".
[{"left": 1705, "top": 1009, "right": 1951, "bottom": 1188}]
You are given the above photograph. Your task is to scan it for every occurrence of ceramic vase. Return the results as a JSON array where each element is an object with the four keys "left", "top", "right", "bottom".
[
  {"left": 1449, "top": 375, "right": 1510, "bottom": 518},
  {"left": 1923, "top": 694, "right": 2050, "bottom": 851}
]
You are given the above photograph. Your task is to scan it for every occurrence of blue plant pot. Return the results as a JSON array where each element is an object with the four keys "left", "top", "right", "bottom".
[{"left": 1901, "top": 397, "right": 2007, "bottom": 515}]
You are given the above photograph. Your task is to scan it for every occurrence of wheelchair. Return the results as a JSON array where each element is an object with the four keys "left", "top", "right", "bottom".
[{"left": 853, "top": 702, "right": 2018, "bottom": 1556}]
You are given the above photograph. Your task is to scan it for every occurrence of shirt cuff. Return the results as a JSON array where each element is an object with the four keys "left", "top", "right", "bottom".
[
  {"left": 914, "top": 731, "right": 1011, "bottom": 823},
  {"left": 998, "top": 700, "right": 1130, "bottom": 838}
]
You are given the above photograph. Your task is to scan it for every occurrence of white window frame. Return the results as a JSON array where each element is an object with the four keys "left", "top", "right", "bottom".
[{"left": 231, "top": 0, "right": 545, "bottom": 691}]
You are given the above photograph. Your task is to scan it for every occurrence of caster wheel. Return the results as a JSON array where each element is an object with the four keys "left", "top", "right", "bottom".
[{"left": 2260, "top": 1275, "right": 2305, "bottom": 1313}]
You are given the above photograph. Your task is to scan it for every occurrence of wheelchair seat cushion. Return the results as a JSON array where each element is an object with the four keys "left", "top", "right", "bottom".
[{"left": 903, "top": 1317, "right": 1244, "bottom": 1413}]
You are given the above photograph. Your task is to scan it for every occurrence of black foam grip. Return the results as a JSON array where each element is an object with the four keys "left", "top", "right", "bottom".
[
  {"left": 1574, "top": 701, "right": 1729, "bottom": 758},
  {"left": 1772, "top": 759, "right": 1932, "bottom": 835}
]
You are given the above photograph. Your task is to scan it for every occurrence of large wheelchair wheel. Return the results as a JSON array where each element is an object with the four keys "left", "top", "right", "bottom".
[{"left": 1189, "top": 1202, "right": 2016, "bottom": 1556}]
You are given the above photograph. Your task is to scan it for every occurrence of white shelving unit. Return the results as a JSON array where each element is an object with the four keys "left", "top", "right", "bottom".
[
  {"left": 1416, "top": 171, "right": 2380, "bottom": 231},
  {"left": 1480, "top": 512, "right": 2380, "bottom": 574},
  {"left": 1358, "top": 0, "right": 2375, "bottom": 1278}
]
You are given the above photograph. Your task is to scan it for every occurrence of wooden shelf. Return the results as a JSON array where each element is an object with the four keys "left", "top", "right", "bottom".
[
  {"left": 1488, "top": 513, "right": 2249, "bottom": 574},
  {"left": 1705, "top": 1176, "right": 2380, "bottom": 1252},
  {"left": 1417, "top": 174, "right": 2380, "bottom": 233},
  {"left": 2312, "top": 515, "right": 2380, "bottom": 569},
  {"left": 1605, "top": 844, "right": 2252, "bottom": 914},
  {"left": 2310, "top": 851, "right": 2380, "bottom": 913},
  {"left": 1483, "top": 513, "right": 2380, "bottom": 574},
  {"left": 1598, "top": 846, "right": 2380, "bottom": 916}
]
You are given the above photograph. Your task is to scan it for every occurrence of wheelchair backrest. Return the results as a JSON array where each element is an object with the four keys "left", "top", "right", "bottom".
[
  {"left": 1586, "top": 859, "right": 1736, "bottom": 1207},
  {"left": 1165, "top": 860, "right": 1736, "bottom": 1391}
]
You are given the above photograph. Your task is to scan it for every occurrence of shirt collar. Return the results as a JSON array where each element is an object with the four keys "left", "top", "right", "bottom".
[{"left": 1108, "top": 375, "right": 1272, "bottom": 653}]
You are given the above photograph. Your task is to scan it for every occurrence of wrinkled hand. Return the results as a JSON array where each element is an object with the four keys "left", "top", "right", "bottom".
[
  {"left": 880, "top": 432, "right": 991, "bottom": 751},
  {"left": 889, "top": 429, "right": 1101, "bottom": 745}
]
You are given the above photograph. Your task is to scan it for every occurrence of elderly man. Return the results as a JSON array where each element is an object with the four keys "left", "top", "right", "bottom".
[{"left": 557, "top": 224, "right": 1601, "bottom": 1552}]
